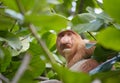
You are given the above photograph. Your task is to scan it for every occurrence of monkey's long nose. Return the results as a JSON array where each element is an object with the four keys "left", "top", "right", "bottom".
[{"left": 60, "top": 36, "right": 70, "bottom": 44}]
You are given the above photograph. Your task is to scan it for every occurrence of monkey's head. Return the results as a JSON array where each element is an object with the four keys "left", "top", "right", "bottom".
[{"left": 56, "top": 30, "right": 85, "bottom": 58}]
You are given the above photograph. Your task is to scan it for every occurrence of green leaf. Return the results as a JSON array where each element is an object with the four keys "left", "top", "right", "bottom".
[
  {"left": 96, "top": 12, "right": 113, "bottom": 24},
  {"left": 72, "top": 18, "right": 104, "bottom": 33},
  {"left": 53, "top": 0, "right": 73, "bottom": 16},
  {"left": 0, "top": 31, "right": 22, "bottom": 50},
  {"left": 25, "top": 14, "right": 68, "bottom": 32},
  {"left": 5, "top": 9, "right": 23, "bottom": 22},
  {"left": 2, "top": 0, "right": 49, "bottom": 14},
  {"left": 3, "top": 61, "right": 21, "bottom": 79},
  {"left": 16, "top": 28, "right": 30, "bottom": 36},
  {"left": 47, "top": 0, "right": 63, "bottom": 4},
  {"left": 42, "top": 31, "right": 57, "bottom": 50},
  {"left": 28, "top": 42, "right": 46, "bottom": 56},
  {"left": 97, "top": 27, "right": 120, "bottom": 51},
  {"left": 93, "top": 44, "right": 117, "bottom": 62},
  {"left": 76, "top": 0, "right": 95, "bottom": 13},
  {"left": 21, "top": 0, "right": 47, "bottom": 13},
  {"left": 8, "top": 37, "right": 30, "bottom": 56},
  {"left": 71, "top": 13, "right": 96, "bottom": 25},
  {"left": 0, "top": 46, "right": 12, "bottom": 72},
  {"left": 2, "top": 0, "right": 19, "bottom": 11},
  {"left": 19, "top": 55, "right": 45, "bottom": 83},
  {"left": 113, "top": 23, "right": 120, "bottom": 30},
  {"left": 86, "top": 7, "right": 113, "bottom": 24},
  {"left": 92, "top": 71, "right": 120, "bottom": 83},
  {"left": 103, "top": 0, "right": 120, "bottom": 23},
  {"left": 0, "top": 13, "right": 15, "bottom": 31},
  {"left": 20, "top": 0, "right": 35, "bottom": 12},
  {"left": 53, "top": 64, "right": 91, "bottom": 83},
  {"left": 114, "top": 62, "right": 120, "bottom": 70},
  {"left": 47, "top": 70, "right": 56, "bottom": 78},
  {"left": 0, "top": 46, "right": 4, "bottom": 59}
]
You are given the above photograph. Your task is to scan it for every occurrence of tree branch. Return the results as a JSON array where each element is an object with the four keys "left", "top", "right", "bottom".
[
  {"left": 34, "top": 76, "right": 49, "bottom": 81},
  {"left": 28, "top": 24, "right": 56, "bottom": 64},
  {"left": 11, "top": 53, "right": 31, "bottom": 83},
  {"left": 0, "top": 73, "right": 10, "bottom": 83},
  {"left": 15, "top": 0, "right": 56, "bottom": 65}
]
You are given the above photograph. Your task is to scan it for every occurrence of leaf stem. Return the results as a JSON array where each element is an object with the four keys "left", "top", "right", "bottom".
[
  {"left": 87, "top": 31, "right": 97, "bottom": 40},
  {"left": 15, "top": 0, "right": 25, "bottom": 15}
]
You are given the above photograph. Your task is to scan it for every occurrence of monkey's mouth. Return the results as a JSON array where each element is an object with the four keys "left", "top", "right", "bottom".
[{"left": 61, "top": 43, "right": 72, "bottom": 50}]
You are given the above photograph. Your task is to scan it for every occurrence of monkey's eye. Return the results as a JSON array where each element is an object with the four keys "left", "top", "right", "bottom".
[
  {"left": 60, "top": 34, "right": 64, "bottom": 37},
  {"left": 67, "top": 32, "right": 72, "bottom": 36}
]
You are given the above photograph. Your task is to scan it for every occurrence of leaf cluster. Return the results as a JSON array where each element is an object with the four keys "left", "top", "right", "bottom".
[{"left": 0, "top": 0, "right": 120, "bottom": 83}]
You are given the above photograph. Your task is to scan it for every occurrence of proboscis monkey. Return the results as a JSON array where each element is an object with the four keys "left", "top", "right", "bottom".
[{"left": 56, "top": 30, "right": 99, "bottom": 73}]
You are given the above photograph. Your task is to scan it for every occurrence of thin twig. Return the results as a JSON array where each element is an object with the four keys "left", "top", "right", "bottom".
[
  {"left": 0, "top": 73, "right": 10, "bottom": 83},
  {"left": 11, "top": 53, "right": 31, "bottom": 83},
  {"left": 34, "top": 76, "right": 49, "bottom": 81},
  {"left": 10, "top": 20, "right": 17, "bottom": 32},
  {"left": 15, "top": 0, "right": 25, "bottom": 15},
  {"left": 77, "top": 0, "right": 84, "bottom": 14},
  {"left": 87, "top": 31, "right": 97, "bottom": 40},
  {"left": 15, "top": 0, "right": 56, "bottom": 64},
  {"left": 28, "top": 24, "right": 56, "bottom": 64}
]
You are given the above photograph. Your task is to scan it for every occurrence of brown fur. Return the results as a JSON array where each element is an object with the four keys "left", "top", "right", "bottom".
[{"left": 56, "top": 30, "right": 99, "bottom": 72}]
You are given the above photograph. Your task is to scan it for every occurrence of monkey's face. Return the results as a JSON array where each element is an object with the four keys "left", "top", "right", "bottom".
[{"left": 56, "top": 30, "right": 85, "bottom": 57}]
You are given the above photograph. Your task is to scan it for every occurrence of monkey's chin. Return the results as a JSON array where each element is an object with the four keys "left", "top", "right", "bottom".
[{"left": 63, "top": 49, "right": 71, "bottom": 54}]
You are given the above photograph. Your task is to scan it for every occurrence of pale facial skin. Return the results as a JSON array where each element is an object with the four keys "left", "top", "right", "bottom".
[{"left": 56, "top": 30, "right": 85, "bottom": 59}]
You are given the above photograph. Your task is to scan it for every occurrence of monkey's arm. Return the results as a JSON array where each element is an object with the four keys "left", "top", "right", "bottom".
[{"left": 70, "top": 59, "right": 99, "bottom": 73}]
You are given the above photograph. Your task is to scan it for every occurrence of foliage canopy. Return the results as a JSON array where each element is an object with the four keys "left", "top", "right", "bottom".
[{"left": 0, "top": 0, "right": 120, "bottom": 83}]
